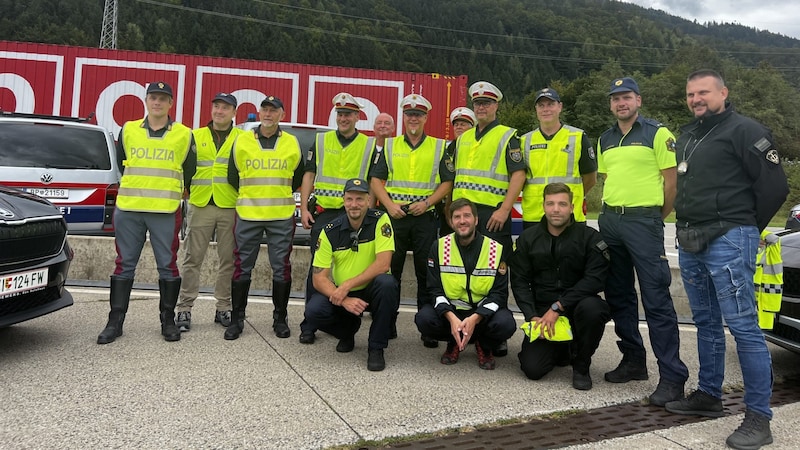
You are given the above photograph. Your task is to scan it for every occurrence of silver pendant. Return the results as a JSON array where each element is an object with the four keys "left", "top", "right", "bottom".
[{"left": 677, "top": 160, "right": 688, "bottom": 175}]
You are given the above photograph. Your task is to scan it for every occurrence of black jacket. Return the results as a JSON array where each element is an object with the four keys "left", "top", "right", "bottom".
[
  {"left": 675, "top": 103, "right": 788, "bottom": 231},
  {"left": 509, "top": 219, "right": 609, "bottom": 321}
]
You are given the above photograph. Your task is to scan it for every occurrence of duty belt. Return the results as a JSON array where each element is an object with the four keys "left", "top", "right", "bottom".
[{"left": 602, "top": 203, "right": 661, "bottom": 216}]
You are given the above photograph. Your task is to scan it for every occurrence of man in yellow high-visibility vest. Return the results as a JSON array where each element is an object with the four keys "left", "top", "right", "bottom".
[
  {"left": 369, "top": 94, "right": 454, "bottom": 346},
  {"left": 223, "top": 95, "right": 304, "bottom": 340},
  {"left": 298, "top": 93, "right": 376, "bottom": 344},
  {"left": 176, "top": 93, "right": 244, "bottom": 332},
  {"left": 97, "top": 81, "right": 196, "bottom": 344},
  {"left": 519, "top": 88, "right": 597, "bottom": 227}
]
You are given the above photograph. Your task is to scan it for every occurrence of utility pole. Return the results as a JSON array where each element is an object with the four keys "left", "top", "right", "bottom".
[{"left": 99, "top": 0, "right": 118, "bottom": 49}]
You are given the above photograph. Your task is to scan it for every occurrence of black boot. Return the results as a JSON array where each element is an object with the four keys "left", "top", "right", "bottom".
[
  {"left": 271, "top": 281, "right": 291, "bottom": 338},
  {"left": 159, "top": 278, "right": 182, "bottom": 342},
  {"left": 97, "top": 276, "right": 134, "bottom": 344},
  {"left": 225, "top": 279, "right": 251, "bottom": 340}
]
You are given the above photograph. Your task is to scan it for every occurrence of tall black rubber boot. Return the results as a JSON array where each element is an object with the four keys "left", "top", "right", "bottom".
[
  {"left": 97, "top": 276, "right": 134, "bottom": 344},
  {"left": 225, "top": 279, "right": 251, "bottom": 340},
  {"left": 272, "top": 281, "right": 292, "bottom": 338},
  {"left": 159, "top": 278, "right": 182, "bottom": 342}
]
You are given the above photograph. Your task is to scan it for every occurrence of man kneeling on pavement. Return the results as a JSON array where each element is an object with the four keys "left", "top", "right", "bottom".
[
  {"left": 510, "top": 183, "right": 611, "bottom": 389},
  {"left": 414, "top": 198, "right": 517, "bottom": 370},
  {"left": 302, "top": 178, "right": 399, "bottom": 371}
]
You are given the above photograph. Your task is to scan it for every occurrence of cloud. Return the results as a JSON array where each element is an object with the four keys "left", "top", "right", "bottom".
[{"left": 622, "top": 0, "right": 800, "bottom": 39}]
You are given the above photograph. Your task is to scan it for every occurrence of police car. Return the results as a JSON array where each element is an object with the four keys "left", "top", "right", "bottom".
[
  {"left": 235, "top": 120, "right": 334, "bottom": 245},
  {"left": 763, "top": 229, "right": 800, "bottom": 354},
  {"left": 0, "top": 112, "right": 120, "bottom": 235},
  {"left": 0, "top": 185, "right": 73, "bottom": 327}
]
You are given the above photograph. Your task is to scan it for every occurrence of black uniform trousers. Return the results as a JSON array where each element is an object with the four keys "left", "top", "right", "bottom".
[
  {"left": 518, "top": 295, "right": 611, "bottom": 380},
  {"left": 388, "top": 211, "right": 438, "bottom": 310},
  {"left": 476, "top": 204, "right": 512, "bottom": 260},
  {"left": 415, "top": 303, "right": 517, "bottom": 349},
  {"left": 304, "top": 274, "right": 399, "bottom": 350}
]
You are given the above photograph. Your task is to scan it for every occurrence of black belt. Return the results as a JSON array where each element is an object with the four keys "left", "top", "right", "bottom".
[{"left": 602, "top": 203, "right": 661, "bottom": 216}]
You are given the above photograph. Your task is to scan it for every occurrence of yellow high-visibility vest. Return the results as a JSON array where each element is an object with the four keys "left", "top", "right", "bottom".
[
  {"left": 233, "top": 129, "right": 301, "bottom": 221},
  {"left": 314, "top": 131, "right": 375, "bottom": 209},
  {"left": 117, "top": 119, "right": 192, "bottom": 213},
  {"left": 520, "top": 125, "right": 586, "bottom": 221},
  {"left": 756, "top": 230, "right": 783, "bottom": 329},
  {"left": 384, "top": 135, "right": 445, "bottom": 210},
  {"left": 189, "top": 126, "right": 244, "bottom": 208},
  {"left": 452, "top": 125, "right": 516, "bottom": 207},
  {"left": 439, "top": 234, "right": 502, "bottom": 310}
]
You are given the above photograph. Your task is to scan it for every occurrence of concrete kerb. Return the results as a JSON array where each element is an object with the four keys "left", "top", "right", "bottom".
[{"left": 67, "top": 235, "right": 693, "bottom": 320}]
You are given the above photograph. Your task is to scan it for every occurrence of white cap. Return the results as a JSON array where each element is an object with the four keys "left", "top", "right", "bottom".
[
  {"left": 468, "top": 81, "right": 503, "bottom": 102},
  {"left": 332, "top": 92, "right": 364, "bottom": 112},
  {"left": 449, "top": 107, "right": 476, "bottom": 126},
  {"left": 400, "top": 94, "right": 432, "bottom": 114}
]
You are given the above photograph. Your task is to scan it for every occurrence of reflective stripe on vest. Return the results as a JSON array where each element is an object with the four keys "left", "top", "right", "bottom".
[
  {"left": 439, "top": 234, "right": 501, "bottom": 310},
  {"left": 520, "top": 125, "right": 585, "bottom": 221},
  {"left": 452, "top": 125, "right": 516, "bottom": 206},
  {"left": 189, "top": 126, "right": 243, "bottom": 208},
  {"left": 117, "top": 119, "right": 191, "bottom": 213},
  {"left": 233, "top": 130, "right": 301, "bottom": 221},
  {"left": 314, "top": 131, "right": 375, "bottom": 209},
  {"left": 384, "top": 136, "right": 444, "bottom": 208},
  {"left": 756, "top": 230, "right": 783, "bottom": 329}
]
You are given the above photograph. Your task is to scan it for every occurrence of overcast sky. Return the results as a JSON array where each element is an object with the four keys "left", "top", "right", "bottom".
[{"left": 622, "top": 0, "right": 800, "bottom": 40}]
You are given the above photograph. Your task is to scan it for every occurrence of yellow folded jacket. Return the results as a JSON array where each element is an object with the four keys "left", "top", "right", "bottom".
[{"left": 520, "top": 316, "right": 573, "bottom": 342}]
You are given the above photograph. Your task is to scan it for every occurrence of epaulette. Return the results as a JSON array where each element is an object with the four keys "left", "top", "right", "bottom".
[{"left": 641, "top": 117, "right": 663, "bottom": 128}]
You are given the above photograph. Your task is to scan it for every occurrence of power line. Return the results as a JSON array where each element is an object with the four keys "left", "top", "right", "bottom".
[
  {"left": 134, "top": 0, "right": 669, "bottom": 68},
  {"left": 134, "top": 0, "right": 800, "bottom": 71},
  {"left": 250, "top": 0, "right": 800, "bottom": 56}
]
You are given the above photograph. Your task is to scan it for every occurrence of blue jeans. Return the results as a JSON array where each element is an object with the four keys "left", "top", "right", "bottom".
[
  {"left": 679, "top": 225, "right": 773, "bottom": 419},
  {"left": 599, "top": 209, "right": 688, "bottom": 384}
]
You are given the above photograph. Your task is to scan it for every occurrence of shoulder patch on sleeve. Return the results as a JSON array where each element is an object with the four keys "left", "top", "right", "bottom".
[
  {"left": 445, "top": 157, "right": 455, "bottom": 172},
  {"left": 587, "top": 146, "right": 596, "bottom": 160},
  {"left": 595, "top": 240, "right": 610, "bottom": 261},
  {"left": 381, "top": 222, "right": 393, "bottom": 238},
  {"left": 497, "top": 261, "right": 507, "bottom": 275},
  {"left": 427, "top": 257, "right": 435, "bottom": 267},
  {"left": 315, "top": 237, "right": 321, "bottom": 251},
  {"left": 766, "top": 149, "right": 780, "bottom": 164},
  {"left": 754, "top": 137, "right": 771, "bottom": 153},
  {"left": 666, "top": 138, "right": 676, "bottom": 152},
  {"left": 510, "top": 148, "right": 522, "bottom": 162}
]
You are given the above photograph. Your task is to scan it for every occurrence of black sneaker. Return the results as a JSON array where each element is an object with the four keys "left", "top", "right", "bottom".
[
  {"left": 572, "top": 370, "right": 592, "bottom": 391},
  {"left": 421, "top": 335, "right": 439, "bottom": 348},
  {"left": 494, "top": 340, "right": 508, "bottom": 357},
  {"left": 214, "top": 310, "right": 232, "bottom": 327},
  {"left": 649, "top": 379, "right": 685, "bottom": 406},
  {"left": 299, "top": 331, "right": 316, "bottom": 344},
  {"left": 176, "top": 311, "right": 191, "bottom": 332},
  {"left": 726, "top": 409, "right": 772, "bottom": 450},
  {"left": 604, "top": 360, "right": 648, "bottom": 383},
  {"left": 367, "top": 349, "right": 385, "bottom": 371},
  {"left": 336, "top": 336, "right": 355, "bottom": 353},
  {"left": 665, "top": 389, "right": 724, "bottom": 417}
]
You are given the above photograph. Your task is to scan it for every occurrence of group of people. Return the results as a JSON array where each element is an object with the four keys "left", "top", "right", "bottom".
[{"left": 96, "top": 69, "right": 788, "bottom": 450}]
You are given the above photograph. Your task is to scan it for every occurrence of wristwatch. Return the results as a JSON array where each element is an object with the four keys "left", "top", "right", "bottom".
[{"left": 551, "top": 302, "right": 563, "bottom": 313}]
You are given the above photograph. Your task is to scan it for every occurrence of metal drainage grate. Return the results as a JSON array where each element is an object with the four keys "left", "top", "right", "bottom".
[{"left": 376, "top": 376, "right": 800, "bottom": 450}]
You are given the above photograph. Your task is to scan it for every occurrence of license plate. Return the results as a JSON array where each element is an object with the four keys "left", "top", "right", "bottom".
[
  {"left": 25, "top": 188, "right": 69, "bottom": 199},
  {"left": 0, "top": 268, "right": 48, "bottom": 298}
]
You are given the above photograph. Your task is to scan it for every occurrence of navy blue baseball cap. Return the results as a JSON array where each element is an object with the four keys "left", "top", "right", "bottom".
[
  {"left": 146, "top": 81, "right": 173, "bottom": 97},
  {"left": 609, "top": 77, "right": 640, "bottom": 95},
  {"left": 343, "top": 178, "right": 369, "bottom": 194},
  {"left": 212, "top": 92, "right": 237, "bottom": 107},
  {"left": 535, "top": 88, "right": 561, "bottom": 103},
  {"left": 261, "top": 95, "right": 284, "bottom": 109}
]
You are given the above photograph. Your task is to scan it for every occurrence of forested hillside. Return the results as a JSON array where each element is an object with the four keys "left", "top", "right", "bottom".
[{"left": 2, "top": 0, "right": 800, "bottom": 160}]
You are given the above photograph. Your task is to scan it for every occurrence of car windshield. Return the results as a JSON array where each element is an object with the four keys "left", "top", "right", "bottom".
[{"left": 0, "top": 122, "right": 112, "bottom": 170}]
